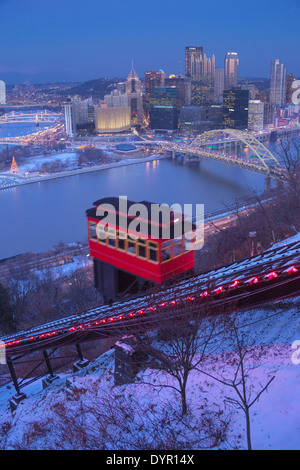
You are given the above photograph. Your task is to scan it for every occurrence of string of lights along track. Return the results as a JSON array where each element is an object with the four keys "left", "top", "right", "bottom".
[{"left": 1, "top": 239, "right": 300, "bottom": 357}]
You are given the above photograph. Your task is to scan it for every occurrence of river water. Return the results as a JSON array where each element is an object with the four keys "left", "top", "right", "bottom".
[{"left": 0, "top": 123, "right": 272, "bottom": 260}]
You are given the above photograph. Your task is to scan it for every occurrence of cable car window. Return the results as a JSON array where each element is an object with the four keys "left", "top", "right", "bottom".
[
  {"left": 107, "top": 227, "right": 116, "bottom": 248},
  {"left": 137, "top": 239, "right": 147, "bottom": 258},
  {"left": 96, "top": 223, "right": 107, "bottom": 243},
  {"left": 148, "top": 241, "right": 158, "bottom": 262},
  {"left": 89, "top": 222, "right": 97, "bottom": 240},
  {"left": 127, "top": 236, "right": 136, "bottom": 255},
  {"left": 162, "top": 240, "right": 171, "bottom": 262},
  {"left": 173, "top": 239, "right": 183, "bottom": 257},
  {"left": 117, "top": 231, "right": 126, "bottom": 251}
]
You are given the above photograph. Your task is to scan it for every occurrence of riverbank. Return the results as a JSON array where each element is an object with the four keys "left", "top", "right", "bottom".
[{"left": 0, "top": 152, "right": 168, "bottom": 190}]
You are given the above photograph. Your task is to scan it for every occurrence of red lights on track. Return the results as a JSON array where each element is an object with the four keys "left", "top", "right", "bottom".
[
  {"left": 285, "top": 266, "right": 298, "bottom": 275},
  {"left": 265, "top": 272, "right": 278, "bottom": 280},
  {"left": 213, "top": 287, "right": 223, "bottom": 295},
  {"left": 2, "top": 262, "right": 299, "bottom": 353}
]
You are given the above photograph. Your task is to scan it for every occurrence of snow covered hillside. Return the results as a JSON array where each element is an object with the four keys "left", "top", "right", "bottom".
[{"left": 0, "top": 295, "right": 299, "bottom": 450}]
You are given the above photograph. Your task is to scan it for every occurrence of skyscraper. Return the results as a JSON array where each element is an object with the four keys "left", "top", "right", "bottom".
[
  {"left": 185, "top": 46, "right": 215, "bottom": 107},
  {"left": 0, "top": 80, "right": 6, "bottom": 105},
  {"left": 63, "top": 95, "right": 91, "bottom": 136},
  {"left": 125, "top": 64, "right": 143, "bottom": 124},
  {"left": 185, "top": 46, "right": 203, "bottom": 80},
  {"left": 144, "top": 70, "right": 166, "bottom": 115},
  {"left": 224, "top": 52, "right": 239, "bottom": 90},
  {"left": 149, "top": 86, "right": 178, "bottom": 131},
  {"left": 270, "top": 59, "right": 287, "bottom": 107},
  {"left": 214, "top": 68, "right": 225, "bottom": 103},
  {"left": 223, "top": 88, "right": 249, "bottom": 129},
  {"left": 165, "top": 76, "right": 187, "bottom": 110},
  {"left": 191, "top": 76, "right": 215, "bottom": 107},
  {"left": 248, "top": 100, "right": 265, "bottom": 131},
  {"left": 145, "top": 70, "right": 166, "bottom": 96}
]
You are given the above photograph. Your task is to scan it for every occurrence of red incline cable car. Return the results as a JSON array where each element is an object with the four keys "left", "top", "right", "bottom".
[{"left": 86, "top": 197, "right": 197, "bottom": 303}]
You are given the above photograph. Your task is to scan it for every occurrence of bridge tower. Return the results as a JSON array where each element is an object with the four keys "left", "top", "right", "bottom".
[{"left": 35, "top": 114, "right": 39, "bottom": 127}]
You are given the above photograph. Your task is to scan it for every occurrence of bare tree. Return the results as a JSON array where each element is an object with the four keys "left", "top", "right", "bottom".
[
  {"left": 137, "top": 300, "right": 234, "bottom": 416},
  {"left": 197, "top": 316, "right": 276, "bottom": 450}
]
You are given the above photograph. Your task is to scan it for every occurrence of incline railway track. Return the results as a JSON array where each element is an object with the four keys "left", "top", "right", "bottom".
[
  {"left": 1, "top": 239, "right": 300, "bottom": 358},
  {"left": 1, "top": 238, "right": 300, "bottom": 406}
]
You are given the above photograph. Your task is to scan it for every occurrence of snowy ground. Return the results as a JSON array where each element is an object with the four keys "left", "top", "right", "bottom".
[
  {"left": 2, "top": 151, "right": 79, "bottom": 175},
  {"left": 0, "top": 234, "right": 299, "bottom": 450},
  {"left": 0, "top": 296, "right": 299, "bottom": 450},
  {"left": 0, "top": 149, "right": 165, "bottom": 189}
]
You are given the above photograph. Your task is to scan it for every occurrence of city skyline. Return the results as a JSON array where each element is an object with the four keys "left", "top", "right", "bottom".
[{"left": 0, "top": 0, "right": 299, "bottom": 84}]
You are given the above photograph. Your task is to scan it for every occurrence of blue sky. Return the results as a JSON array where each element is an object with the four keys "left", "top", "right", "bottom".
[{"left": 0, "top": 0, "right": 298, "bottom": 83}]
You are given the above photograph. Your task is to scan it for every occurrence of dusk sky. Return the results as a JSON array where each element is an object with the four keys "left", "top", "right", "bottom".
[{"left": 0, "top": 0, "right": 299, "bottom": 84}]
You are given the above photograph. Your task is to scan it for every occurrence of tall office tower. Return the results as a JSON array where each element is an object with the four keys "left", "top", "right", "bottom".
[
  {"left": 269, "top": 59, "right": 287, "bottom": 107},
  {"left": 125, "top": 64, "right": 143, "bottom": 124},
  {"left": 149, "top": 86, "right": 178, "bottom": 108},
  {"left": 179, "top": 105, "right": 208, "bottom": 134},
  {"left": 165, "top": 75, "right": 187, "bottom": 109},
  {"left": 145, "top": 70, "right": 166, "bottom": 95},
  {"left": 224, "top": 52, "right": 239, "bottom": 90},
  {"left": 185, "top": 47, "right": 215, "bottom": 81},
  {"left": 223, "top": 88, "right": 249, "bottom": 129},
  {"left": 144, "top": 70, "right": 166, "bottom": 115},
  {"left": 248, "top": 100, "right": 265, "bottom": 131},
  {"left": 286, "top": 73, "right": 296, "bottom": 104},
  {"left": 185, "top": 46, "right": 203, "bottom": 80},
  {"left": 63, "top": 103, "right": 74, "bottom": 137},
  {"left": 191, "top": 75, "right": 215, "bottom": 107},
  {"left": 263, "top": 103, "right": 275, "bottom": 127},
  {"left": 0, "top": 80, "right": 6, "bottom": 104},
  {"left": 214, "top": 68, "right": 224, "bottom": 102},
  {"left": 149, "top": 86, "right": 178, "bottom": 131},
  {"left": 186, "top": 46, "right": 215, "bottom": 107},
  {"left": 63, "top": 95, "right": 91, "bottom": 136},
  {"left": 196, "top": 53, "right": 215, "bottom": 78},
  {"left": 149, "top": 106, "right": 178, "bottom": 131}
]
